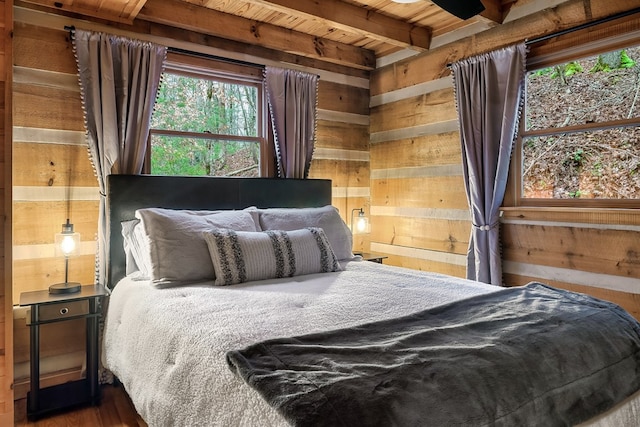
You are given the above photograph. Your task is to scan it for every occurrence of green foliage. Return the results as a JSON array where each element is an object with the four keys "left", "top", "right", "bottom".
[
  {"left": 532, "top": 50, "right": 636, "bottom": 83},
  {"left": 564, "top": 148, "right": 585, "bottom": 168},
  {"left": 153, "top": 74, "right": 258, "bottom": 137},
  {"left": 590, "top": 57, "right": 609, "bottom": 73},
  {"left": 591, "top": 162, "right": 603, "bottom": 177},
  {"left": 620, "top": 50, "right": 636, "bottom": 68},
  {"left": 151, "top": 72, "right": 260, "bottom": 176},
  {"left": 590, "top": 50, "right": 636, "bottom": 72},
  {"left": 531, "top": 67, "right": 553, "bottom": 78},
  {"left": 523, "top": 46, "right": 640, "bottom": 200},
  {"left": 551, "top": 62, "right": 583, "bottom": 80},
  {"left": 572, "top": 148, "right": 584, "bottom": 164},
  {"left": 151, "top": 135, "right": 259, "bottom": 177},
  {"left": 564, "top": 61, "right": 584, "bottom": 77}
]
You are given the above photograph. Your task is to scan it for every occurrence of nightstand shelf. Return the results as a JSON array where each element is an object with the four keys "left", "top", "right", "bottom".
[
  {"left": 31, "top": 379, "right": 97, "bottom": 415},
  {"left": 354, "top": 252, "right": 388, "bottom": 264},
  {"left": 19, "top": 284, "right": 109, "bottom": 420}
]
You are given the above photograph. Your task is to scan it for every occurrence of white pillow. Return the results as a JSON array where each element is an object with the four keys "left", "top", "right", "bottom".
[
  {"left": 203, "top": 227, "right": 342, "bottom": 286},
  {"left": 121, "top": 219, "right": 150, "bottom": 277},
  {"left": 135, "top": 208, "right": 259, "bottom": 284},
  {"left": 254, "top": 205, "right": 354, "bottom": 260}
]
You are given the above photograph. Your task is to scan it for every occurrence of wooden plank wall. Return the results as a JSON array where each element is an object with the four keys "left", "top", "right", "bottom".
[
  {"left": 311, "top": 81, "right": 370, "bottom": 253},
  {"left": 370, "top": 0, "right": 640, "bottom": 318},
  {"left": 1, "top": 0, "right": 13, "bottom": 421},
  {"left": 369, "top": 80, "right": 467, "bottom": 276},
  {"left": 12, "top": 16, "right": 97, "bottom": 398},
  {"left": 11, "top": 4, "right": 370, "bottom": 396},
  {"left": 13, "top": 21, "right": 99, "bottom": 297},
  {"left": 501, "top": 208, "right": 640, "bottom": 319}
]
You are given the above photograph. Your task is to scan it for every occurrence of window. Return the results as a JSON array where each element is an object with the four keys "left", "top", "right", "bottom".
[
  {"left": 514, "top": 39, "right": 640, "bottom": 207},
  {"left": 148, "top": 55, "right": 272, "bottom": 177}
]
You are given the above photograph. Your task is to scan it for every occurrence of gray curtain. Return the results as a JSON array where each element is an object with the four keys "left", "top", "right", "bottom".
[
  {"left": 73, "top": 29, "right": 166, "bottom": 285},
  {"left": 451, "top": 43, "right": 527, "bottom": 285},
  {"left": 264, "top": 66, "right": 319, "bottom": 178}
]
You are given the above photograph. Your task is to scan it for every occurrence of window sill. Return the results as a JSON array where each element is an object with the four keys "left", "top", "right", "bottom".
[{"left": 500, "top": 206, "right": 640, "bottom": 225}]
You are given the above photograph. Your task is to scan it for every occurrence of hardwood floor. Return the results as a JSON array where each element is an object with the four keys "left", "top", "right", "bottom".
[{"left": 14, "top": 384, "right": 147, "bottom": 426}]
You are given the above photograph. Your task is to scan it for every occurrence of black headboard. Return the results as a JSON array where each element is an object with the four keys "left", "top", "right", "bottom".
[{"left": 106, "top": 175, "right": 332, "bottom": 289}]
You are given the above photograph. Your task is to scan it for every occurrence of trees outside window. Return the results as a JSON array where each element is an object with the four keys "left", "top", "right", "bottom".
[
  {"left": 519, "top": 45, "right": 640, "bottom": 205},
  {"left": 149, "top": 62, "right": 267, "bottom": 177}
]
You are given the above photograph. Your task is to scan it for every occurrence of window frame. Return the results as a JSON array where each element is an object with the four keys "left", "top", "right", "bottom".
[
  {"left": 145, "top": 52, "right": 275, "bottom": 177},
  {"left": 507, "top": 24, "right": 640, "bottom": 209}
]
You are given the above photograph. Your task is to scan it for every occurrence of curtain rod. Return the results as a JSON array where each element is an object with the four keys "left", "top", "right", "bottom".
[
  {"left": 60, "top": 27, "right": 260, "bottom": 69},
  {"left": 168, "top": 47, "right": 265, "bottom": 71},
  {"left": 168, "top": 47, "right": 321, "bottom": 78},
  {"left": 447, "top": 6, "right": 640, "bottom": 68},
  {"left": 62, "top": 27, "right": 319, "bottom": 77},
  {"left": 64, "top": 25, "right": 75, "bottom": 39}
]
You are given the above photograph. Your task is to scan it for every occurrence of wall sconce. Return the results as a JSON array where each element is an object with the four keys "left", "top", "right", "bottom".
[
  {"left": 49, "top": 219, "right": 82, "bottom": 294},
  {"left": 350, "top": 208, "right": 370, "bottom": 234}
]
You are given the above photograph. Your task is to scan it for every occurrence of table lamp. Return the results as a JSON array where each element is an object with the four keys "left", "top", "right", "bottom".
[
  {"left": 350, "top": 208, "right": 370, "bottom": 234},
  {"left": 49, "top": 218, "right": 82, "bottom": 294}
]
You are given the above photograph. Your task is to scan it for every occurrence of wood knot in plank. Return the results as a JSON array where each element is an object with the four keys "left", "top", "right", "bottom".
[
  {"left": 314, "top": 38, "right": 325, "bottom": 56},
  {"left": 251, "top": 23, "right": 261, "bottom": 39}
]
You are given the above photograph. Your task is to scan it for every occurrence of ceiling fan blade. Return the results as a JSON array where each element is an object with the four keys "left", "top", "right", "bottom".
[{"left": 431, "top": 0, "right": 485, "bottom": 20}]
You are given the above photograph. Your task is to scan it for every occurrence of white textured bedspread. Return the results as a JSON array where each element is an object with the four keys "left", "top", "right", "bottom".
[
  {"left": 103, "top": 261, "right": 503, "bottom": 426},
  {"left": 103, "top": 261, "right": 640, "bottom": 427}
]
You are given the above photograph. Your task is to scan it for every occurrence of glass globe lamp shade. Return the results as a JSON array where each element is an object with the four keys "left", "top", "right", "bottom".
[{"left": 50, "top": 219, "right": 82, "bottom": 294}]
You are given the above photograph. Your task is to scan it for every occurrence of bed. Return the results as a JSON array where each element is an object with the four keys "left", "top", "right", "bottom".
[{"left": 103, "top": 174, "right": 640, "bottom": 427}]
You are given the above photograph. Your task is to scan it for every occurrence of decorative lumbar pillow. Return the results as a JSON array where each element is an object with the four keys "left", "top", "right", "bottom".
[
  {"left": 135, "top": 208, "right": 260, "bottom": 284},
  {"left": 253, "top": 205, "right": 354, "bottom": 261},
  {"left": 203, "top": 227, "right": 342, "bottom": 286}
]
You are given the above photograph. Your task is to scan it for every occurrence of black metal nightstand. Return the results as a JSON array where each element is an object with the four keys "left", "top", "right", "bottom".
[
  {"left": 354, "top": 252, "right": 388, "bottom": 264},
  {"left": 19, "top": 284, "right": 109, "bottom": 420}
]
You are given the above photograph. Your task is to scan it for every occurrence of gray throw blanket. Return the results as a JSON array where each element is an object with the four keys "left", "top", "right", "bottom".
[{"left": 226, "top": 283, "right": 640, "bottom": 427}]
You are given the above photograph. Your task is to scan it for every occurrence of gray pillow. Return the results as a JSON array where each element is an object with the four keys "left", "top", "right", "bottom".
[
  {"left": 253, "top": 205, "right": 354, "bottom": 260},
  {"left": 135, "top": 208, "right": 259, "bottom": 284}
]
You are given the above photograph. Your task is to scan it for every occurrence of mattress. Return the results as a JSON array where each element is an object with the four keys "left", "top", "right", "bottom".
[{"left": 102, "top": 260, "right": 640, "bottom": 426}]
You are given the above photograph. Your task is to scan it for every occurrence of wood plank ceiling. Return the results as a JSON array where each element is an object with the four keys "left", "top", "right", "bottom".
[{"left": 21, "top": 0, "right": 517, "bottom": 70}]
